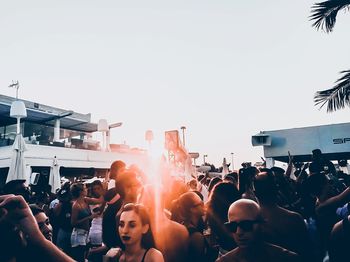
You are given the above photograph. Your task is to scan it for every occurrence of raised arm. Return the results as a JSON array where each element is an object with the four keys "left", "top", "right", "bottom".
[
  {"left": 0, "top": 194, "right": 74, "bottom": 262},
  {"left": 317, "top": 187, "right": 350, "bottom": 215},
  {"left": 285, "top": 151, "right": 294, "bottom": 178}
]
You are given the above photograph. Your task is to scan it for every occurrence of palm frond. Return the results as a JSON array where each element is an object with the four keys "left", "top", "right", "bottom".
[
  {"left": 314, "top": 70, "right": 350, "bottom": 112},
  {"left": 310, "top": 0, "right": 350, "bottom": 32}
]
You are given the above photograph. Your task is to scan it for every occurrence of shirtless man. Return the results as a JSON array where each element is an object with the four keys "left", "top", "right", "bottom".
[{"left": 216, "top": 199, "right": 299, "bottom": 262}]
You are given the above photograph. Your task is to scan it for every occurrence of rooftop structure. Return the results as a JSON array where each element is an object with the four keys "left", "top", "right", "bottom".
[
  {"left": 0, "top": 94, "right": 147, "bottom": 189},
  {"left": 252, "top": 122, "right": 350, "bottom": 166}
]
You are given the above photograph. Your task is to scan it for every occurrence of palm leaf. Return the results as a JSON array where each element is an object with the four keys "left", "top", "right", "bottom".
[
  {"left": 314, "top": 70, "right": 350, "bottom": 112},
  {"left": 310, "top": 0, "right": 350, "bottom": 32}
]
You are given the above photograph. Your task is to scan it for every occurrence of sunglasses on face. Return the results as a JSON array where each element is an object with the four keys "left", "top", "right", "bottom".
[{"left": 224, "top": 220, "right": 262, "bottom": 233}]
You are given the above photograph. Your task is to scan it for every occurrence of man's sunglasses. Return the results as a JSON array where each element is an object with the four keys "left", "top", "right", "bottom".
[{"left": 224, "top": 220, "right": 262, "bottom": 233}]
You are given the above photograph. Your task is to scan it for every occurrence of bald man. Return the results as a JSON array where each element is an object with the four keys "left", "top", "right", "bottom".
[{"left": 216, "top": 199, "right": 300, "bottom": 262}]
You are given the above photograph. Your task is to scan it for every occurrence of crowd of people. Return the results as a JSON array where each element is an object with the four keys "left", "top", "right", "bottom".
[{"left": 1, "top": 149, "right": 350, "bottom": 262}]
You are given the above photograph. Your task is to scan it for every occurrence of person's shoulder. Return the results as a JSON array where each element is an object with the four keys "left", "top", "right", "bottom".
[
  {"left": 265, "top": 243, "right": 300, "bottom": 261},
  {"left": 169, "top": 219, "right": 189, "bottom": 234},
  {"left": 279, "top": 207, "right": 306, "bottom": 224},
  {"left": 145, "top": 248, "right": 164, "bottom": 262},
  {"left": 72, "top": 201, "right": 80, "bottom": 208},
  {"left": 215, "top": 248, "right": 239, "bottom": 262}
]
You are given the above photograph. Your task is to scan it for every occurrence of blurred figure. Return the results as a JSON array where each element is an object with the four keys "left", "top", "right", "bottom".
[
  {"left": 305, "top": 173, "right": 350, "bottom": 258},
  {"left": 175, "top": 191, "right": 207, "bottom": 262},
  {"left": 309, "top": 149, "right": 336, "bottom": 176},
  {"left": 87, "top": 180, "right": 106, "bottom": 262},
  {"left": 223, "top": 173, "right": 238, "bottom": 189},
  {"left": 208, "top": 177, "right": 222, "bottom": 195},
  {"left": 70, "top": 183, "right": 99, "bottom": 262},
  {"left": 206, "top": 182, "right": 240, "bottom": 254},
  {"left": 254, "top": 171, "right": 313, "bottom": 261},
  {"left": 3, "top": 179, "right": 31, "bottom": 202},
  {"left": 102, "top": 171, "right": 141, "bottom": 249},
  {"left": 238, "top": 166, "right": 258, "bottom": 201},
  {"left": 217, "top": 199, "right": 299, "bottom": 262},
  {"left": 197, "top": 174, "right": 210, "bottom": 203},
  {"left": 139, "top": 184, "right": 189, "bottom": 262},
  {"left": 108, "top": 160, "right": 126, "bottom": 187},
  {"left": 53, "top": 184, "right": 73, "bottom": 256},
  {"left": 329, "top": 214, "right": 350, "bottom": 262},
  {"left": 164, "top": 178, "right": 188, "bottom": 212},
  {"left": 102, "top": 188, "right": 123, "bottom": 249},
  {"left": 188, "top": 179, "right": 198, "bottom": 191},
  {"left": 88, "top": 180, "right": 106, "bottom": 247}
]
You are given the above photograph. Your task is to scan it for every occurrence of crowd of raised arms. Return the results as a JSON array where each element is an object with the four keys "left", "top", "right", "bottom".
[{"left": 1, "top": 148, "right": 350, "bottom": 262}]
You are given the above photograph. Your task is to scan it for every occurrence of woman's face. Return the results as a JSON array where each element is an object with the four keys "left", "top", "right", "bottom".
[{"left": 118, "top": 210, "right": 148, "bottom": 247}]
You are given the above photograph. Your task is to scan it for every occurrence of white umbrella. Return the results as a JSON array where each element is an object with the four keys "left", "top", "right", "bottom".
[
  {"left": 222, "top": 157, "right": 229, "bottom": 178},
  {"left": 49, "top": 156, "right": 61, "bottom": 193},
  {"left": 6, "top": 134, "right": 28, "bottom": 183}
]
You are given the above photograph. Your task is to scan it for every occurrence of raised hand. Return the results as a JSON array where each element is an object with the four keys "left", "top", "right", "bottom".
[{"left": 0, "top": 194, "right": 41, "bottom": 239}]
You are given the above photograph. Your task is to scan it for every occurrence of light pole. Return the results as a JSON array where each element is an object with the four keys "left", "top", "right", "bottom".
[
  {"left": 180, "top": 126, "right": 186, "bottom": 147},
  {"left": 203, "top": 154, "right": 208, "bottom": 165},
  {"left": 231, "top": 152, "right": 234, "bottom": 171}
]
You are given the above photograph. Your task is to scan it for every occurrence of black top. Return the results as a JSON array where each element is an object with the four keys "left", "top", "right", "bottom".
[
  {"left": 141, "top": 249, "right": 150, "bottom": 262},
  {"left": 57, "top": 201, "right": 73, "bottom": 231},
  {"left": 102, "top": 198, "right": 123, "bottom": 248}
]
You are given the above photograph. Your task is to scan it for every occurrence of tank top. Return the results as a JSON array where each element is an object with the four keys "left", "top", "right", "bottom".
[{"left": 141, "top": 249, "right": 149, "bottom": 262}]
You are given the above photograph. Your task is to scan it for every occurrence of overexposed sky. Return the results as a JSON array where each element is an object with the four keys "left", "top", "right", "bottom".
[{"left": 1, "top": 1, "right": 350, "bottom": 167}]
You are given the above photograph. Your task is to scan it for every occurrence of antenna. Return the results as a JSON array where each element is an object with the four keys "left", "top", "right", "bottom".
[{"left": 8, "top": 80, "right": 20, "bottom": 99}]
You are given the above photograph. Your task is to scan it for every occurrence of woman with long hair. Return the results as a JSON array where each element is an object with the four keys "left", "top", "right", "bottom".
[
  {"left": 116, "top": 203, "right": 164, "bottom": 262},
  {"left": 70, "top": 183, "right": 99, "bottom": 262},
  {"left": 206, "top": 182, "right": 241, "bottom": 254}
]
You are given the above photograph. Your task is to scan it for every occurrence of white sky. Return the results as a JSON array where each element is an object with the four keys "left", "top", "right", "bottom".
[{"left": 1, "top": 1, "right": 350, "bottom": 167}]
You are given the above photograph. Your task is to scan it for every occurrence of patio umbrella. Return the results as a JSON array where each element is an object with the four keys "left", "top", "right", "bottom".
[
  {"left": 222, "top": 157, "right": 229, "bottom": 178},
  {"left": 6, "top": 134, "right": 28, "bottom": 183},
  {"left": 49, "top": 156, "right": 61, "bottom": 193}
]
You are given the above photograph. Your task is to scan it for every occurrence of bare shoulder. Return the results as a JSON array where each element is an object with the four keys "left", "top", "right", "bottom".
[
  {"left": 216, "top": 248, "right": 239, "bottom": 262},
  {"left": 145, "top": 248, "right": 164, "bottom": 262},
  {"left": 72, "top": 201, "right": 80, "bottom": 209},
  {"left": 279, "top": 206, "right": 306, "bottom": 226}
]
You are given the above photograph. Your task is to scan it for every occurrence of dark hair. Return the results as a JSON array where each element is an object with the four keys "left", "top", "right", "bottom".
[
  {"left": 91, "top": 180, "right": 103, "bottom": 187},
  {"left": 238, "top": 166, "right": 258, "bottom": 194},
  {"left": 29, "top": 204, "right": 44, "bottom": 216},
  {"left": 115, "top": 171, "right": 140, "bottom": 198},
  {"left": 305, "top": 173, "right": 328, "bottom": 197},
  {"left": 3, "top": 179, "right": 30, "bottom": 202},
  {"left": 208, "top": 177, "right": 222, "bottom": 193},
  {"left": 35, "top": 191, "right": 50, "bottom": 203},
  {"left": 70, "top": 183, "right": 85, "bottom": 199},
  {"left": 57, "top": 187, "right": 71, "bottom": 202},
  {"left": 225, "top": 172, "right": 238, "bottom": 184},
  {"left": 110, "top": 160, "right": 126, "bottom": 180},
  {"left": 118, "top": 203, "right": 155, "bottom": 250},
  {"left": 254, "top": 171, "right": 278, "bottom": 202},
  {"left": 312, "top": 149, "right": 322, "bottom": 156},
  {"left": 192, "top": 190, "right": 204, "bottom": 201},
  {"left": 206, "top": 182, "right": 240, "bottom": 251},
  {"left": 207, "top": 182, "right": 241, "bottom": 223}
]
